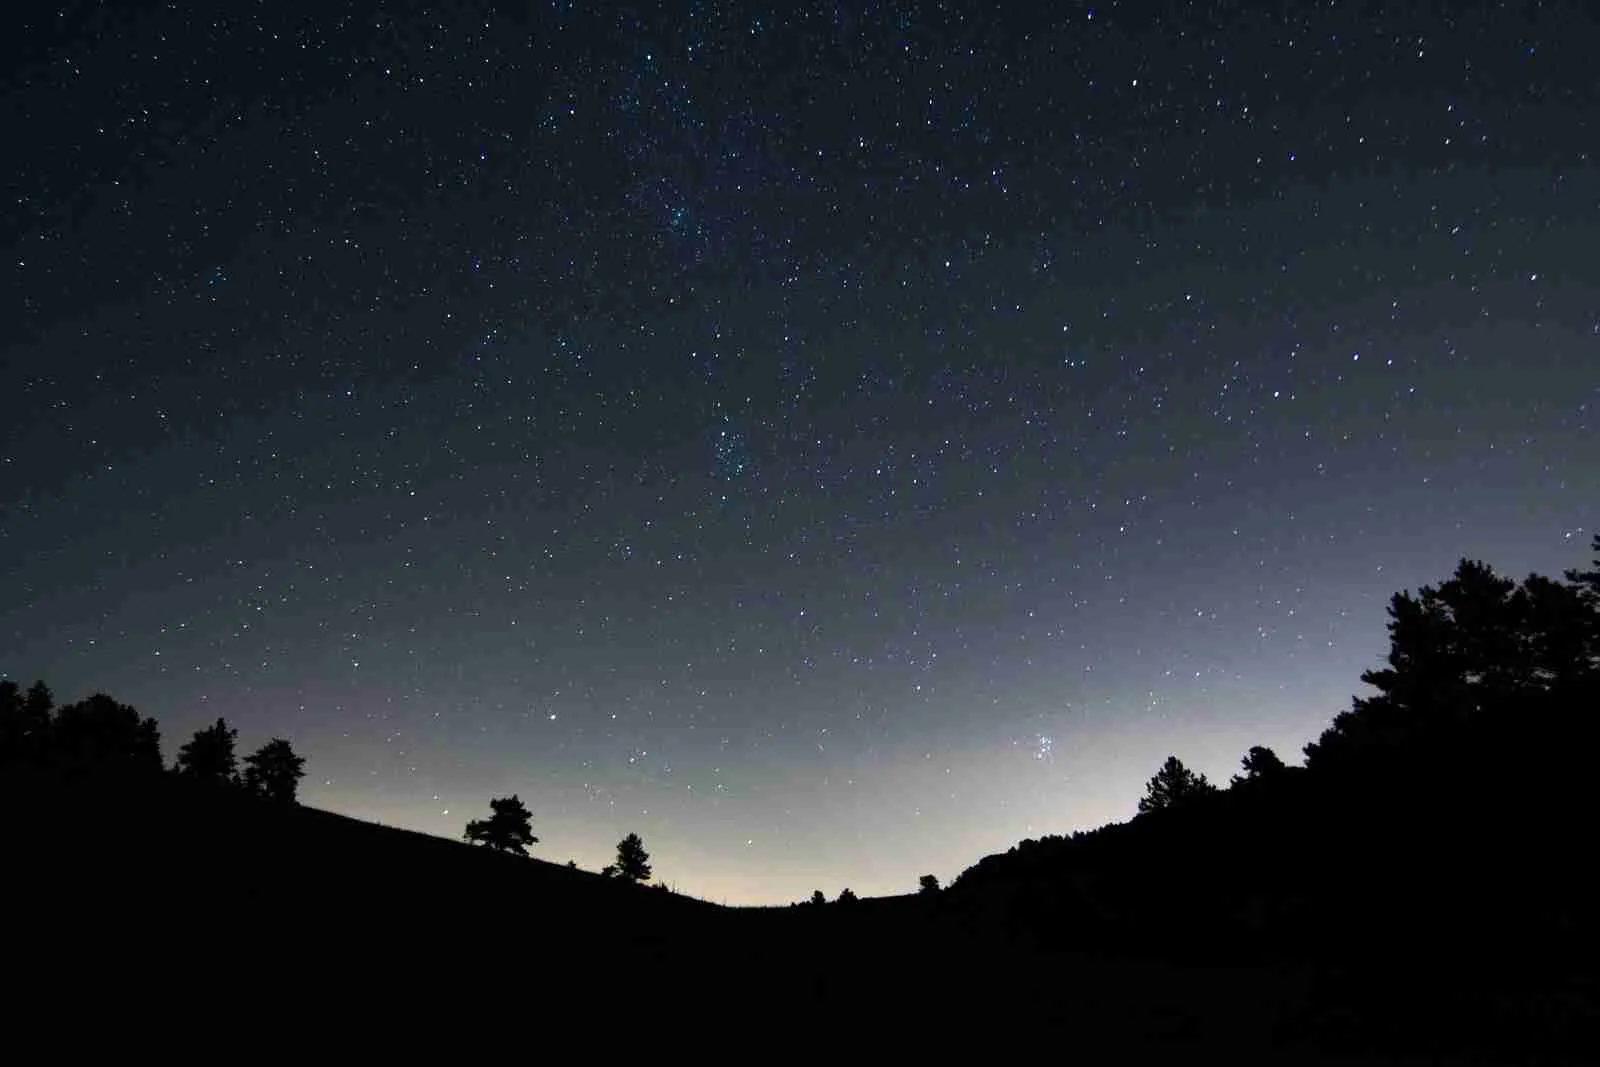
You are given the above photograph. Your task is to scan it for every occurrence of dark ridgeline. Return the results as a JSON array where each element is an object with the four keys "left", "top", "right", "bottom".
[{"left": 3, "top": 537, "right": 1598, "bottom": 1057}]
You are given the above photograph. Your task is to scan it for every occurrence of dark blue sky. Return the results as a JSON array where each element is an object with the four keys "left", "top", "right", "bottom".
[{"left": 4, "top": 1, "right": 1595, "bottom": 901}]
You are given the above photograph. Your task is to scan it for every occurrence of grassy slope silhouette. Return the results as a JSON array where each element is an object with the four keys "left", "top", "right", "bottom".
[{"left": 7, "top": 543, "right": 1598, "bottom": 1059}]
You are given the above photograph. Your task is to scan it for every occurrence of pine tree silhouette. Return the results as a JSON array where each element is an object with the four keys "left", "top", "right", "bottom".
[
  {"left": 463, "top": 795, "right": 539, "bottom": 855},
  {"left": 1137, "top": 755, "right": 1216, "bottom": 813},
  {"left": 612, "top": 832, "right": 652, "bottom": 882}
]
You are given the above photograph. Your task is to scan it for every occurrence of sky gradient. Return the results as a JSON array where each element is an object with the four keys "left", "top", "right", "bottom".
[{"left": 4, "top": 1, "right": 1596, "bottom": 903}]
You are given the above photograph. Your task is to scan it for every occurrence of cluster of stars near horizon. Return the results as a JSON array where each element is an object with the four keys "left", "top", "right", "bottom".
[{"left": 3, "top": 1, "right": 1596, "bottom": 903}]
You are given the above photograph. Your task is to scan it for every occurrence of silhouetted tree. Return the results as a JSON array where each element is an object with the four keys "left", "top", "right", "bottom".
[
  {"left": 463, "top": 795, "right": 538, "bottom": 855},
  {"left": 0, "top": 681, "right": 20, "bottom": 762},
  {"left": 809, "top": 890, "right": 827, "bottom": 906},
  {"left": 1231, "top": 745, "right": 1287, "bottom": 786},
  {"left": 919, "top": 874, "right": 941, "bottom": 895},
  {"left": 1566, "top": 534, "right": 1600, "bottom": 607},
  {"left": 837, "top": 888, "right": 858, "bottom": 904},
  {"left": 613, "top": 832, "right": 651, "bottom": 882},
  {"left": 1, "top": 679, "right": 58, "bottom": 771},
  {"left": 51, "top": 693, "right": 162, "bottom": 775},
  {"left": 0, "top": 681, "right": 24, "bottom": 766},
  {"left": 1137, "top": 755, "right": 1216, "bottom": 813},
  {"left": 175, "top": 718, "right": 238, "bottom": 785},
  {"left": 241, "top": 738, "right": 305, "bottom": 802},
  {"left": 1304, "top": 555, "right": 1600, "bottom": 770}
]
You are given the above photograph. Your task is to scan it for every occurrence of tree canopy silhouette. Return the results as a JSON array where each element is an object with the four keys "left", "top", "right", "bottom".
[
  {"left": 464, "top": 796, "right": 537, "bottom": 857},
  {"left": 1304, "top": 551, "right": 1600, "bottom": 771},
  {"left": 463, "top": 795, "right": 538, "bottom": 855},
  {"left": 1231, "top": 745, "right": 1287, "bottom": 786},
  {"left": 919, "top": 874, "right": 941, "bottom": 895},
  {"left": 242, "top": 738, "right": 306, "bottom": 803},
  {"left": 612, "top": 832, "right": 652, "bottom": 882},
  {"left": 809, "top": 889, "right": 827, "bottom": 906},
  {"left": 1137, "top": 755, "right": 1216, "bottom": 813},
  {"left": 836, "top": 888, "right": 858, "bottom": 904},
  {"left": 175, "top": 718, "right": 239, "bottom": 784},
  {"left": 0, "top": 679, "right": 54, "bottom": 770},
  {"left": 50, "top": 693, "right": 163, "bottom": 776}
]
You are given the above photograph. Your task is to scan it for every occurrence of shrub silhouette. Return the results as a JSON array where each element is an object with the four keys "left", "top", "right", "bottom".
[
  {"left": 463, "top": 795, "right": 539, "bottom": 855},
  {"left": 919, "top": 874, "right": 941, "bottom": 895}
]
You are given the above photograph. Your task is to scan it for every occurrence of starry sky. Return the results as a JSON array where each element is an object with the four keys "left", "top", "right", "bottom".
[{"left": 3, "top": 1, "right": 1596, "bottom": 904}]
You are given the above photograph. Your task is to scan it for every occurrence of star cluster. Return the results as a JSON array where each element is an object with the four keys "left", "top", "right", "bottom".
[{"left": 3, "top": 1, "right": 1595, "bottom": 902}]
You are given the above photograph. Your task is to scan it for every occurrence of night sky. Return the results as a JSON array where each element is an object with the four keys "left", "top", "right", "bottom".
[{"left": 4, "top": 1, "right": 1595, "bottom": 904}]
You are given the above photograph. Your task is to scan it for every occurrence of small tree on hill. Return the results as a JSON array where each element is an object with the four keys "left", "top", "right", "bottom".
[
  {"left": 809, "top": 890, "right": 827, "bottom": 906},
  {"left": 242, "top": 738, "right": 306, "bottom": 803},
  {"left": 613, "top": 832, "right": 652, "bottom": 882},
  {"left": 464, "top": 795, "right": 539, "bottom": 855},
  {"left": 919, "top": 874, "right": 941, "bottom": 895},
  {"left": 176, "top": 718, "right": 238, "bottom": 785},
  {"left": 1137, "top": 755, "right": 1217, "bottom": 813},
  {"left": 837, "top": 888, "right": 858, "bottom": 904}
]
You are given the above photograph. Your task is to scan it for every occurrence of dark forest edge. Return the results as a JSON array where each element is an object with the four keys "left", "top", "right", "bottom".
[
  {"left": 949, "top": 539, "right": 1599, "bottom": 930},
  {"left": 5, "top": 536, "right": 1599, "bottom": 907}
]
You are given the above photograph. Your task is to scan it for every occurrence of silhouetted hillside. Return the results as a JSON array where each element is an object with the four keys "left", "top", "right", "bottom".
[
  {"left": 939, "top": 545, "right": 1600, "bottom": 1057},
  {"left": 6, "top": 540, "right": 1598, "bottom": 1058}
]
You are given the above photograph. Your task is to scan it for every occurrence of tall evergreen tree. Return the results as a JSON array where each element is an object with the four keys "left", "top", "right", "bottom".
[{"left": 612, "top": 832, "right": 652, "bottom": 882}]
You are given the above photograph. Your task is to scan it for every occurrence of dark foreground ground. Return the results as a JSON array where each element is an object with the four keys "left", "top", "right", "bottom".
[{"left": 7, "top": 776, "right": 1593, "bottom": 1062}]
